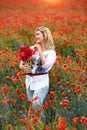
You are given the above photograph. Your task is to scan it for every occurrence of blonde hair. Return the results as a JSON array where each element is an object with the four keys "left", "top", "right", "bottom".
[{"left": 35, "top": 26, "right": 55, "bottom": 50}]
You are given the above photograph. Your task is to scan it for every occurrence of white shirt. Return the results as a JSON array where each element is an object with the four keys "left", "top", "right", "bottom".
[{"left": 25, "top": 48, "right": 56, "bottom": 90}]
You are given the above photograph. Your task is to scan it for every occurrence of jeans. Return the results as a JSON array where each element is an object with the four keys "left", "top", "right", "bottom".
[{"left": 26, "top": 86, "right": 49, "bottom": 110}]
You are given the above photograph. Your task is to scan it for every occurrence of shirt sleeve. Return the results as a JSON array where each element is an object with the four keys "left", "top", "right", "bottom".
[{"left": 42, "top": 50, "right": 56, "bottom": 71}]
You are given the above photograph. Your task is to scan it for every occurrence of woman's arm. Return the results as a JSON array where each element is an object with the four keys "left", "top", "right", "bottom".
[
  {"left": 35, "top": 44, "right": 46, "bottom": 65},
  {"left": 41, "top": 50, "right": 56, "bottom": 71}
]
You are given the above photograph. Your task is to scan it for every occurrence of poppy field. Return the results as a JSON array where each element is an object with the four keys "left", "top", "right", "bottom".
[{"left": 0, "top": 0, "right": 87, "bottom": 130}]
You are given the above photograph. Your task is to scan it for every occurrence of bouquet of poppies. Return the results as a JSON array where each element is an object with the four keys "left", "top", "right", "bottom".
[
  {"left": 18, "top": 46, "right": 37, "bottom": 61},
  {"left": 17, "top": 45, "right": 38, "bottom": 73}
]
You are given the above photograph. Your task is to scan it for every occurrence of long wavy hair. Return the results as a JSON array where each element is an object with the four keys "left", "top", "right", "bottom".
[{"left": 35, "top": 26, "right": 55, "bottom": 50}]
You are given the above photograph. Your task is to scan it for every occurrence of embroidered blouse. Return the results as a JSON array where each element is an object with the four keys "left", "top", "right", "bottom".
[{"left": 24, "top": 46, "right": 56, "bottom": 90}]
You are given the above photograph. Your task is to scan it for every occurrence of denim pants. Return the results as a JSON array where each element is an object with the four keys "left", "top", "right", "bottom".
[{"left": 26, "top": 86, "right": 49, "bottom": 110}]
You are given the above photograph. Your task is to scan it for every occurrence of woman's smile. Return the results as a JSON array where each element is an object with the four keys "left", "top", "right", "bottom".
[{"left": 35, "top": 30, "right": 44, "bottom": 44}]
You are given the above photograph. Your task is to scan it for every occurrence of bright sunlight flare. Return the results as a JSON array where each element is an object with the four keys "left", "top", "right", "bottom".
[{"left": 43, "top": 0, "right": 61, "bottom": 4}]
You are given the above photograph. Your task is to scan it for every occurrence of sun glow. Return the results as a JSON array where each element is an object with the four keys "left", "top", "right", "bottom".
[{"left": 43, "top": 0, "right": 61, "bottom": 4}]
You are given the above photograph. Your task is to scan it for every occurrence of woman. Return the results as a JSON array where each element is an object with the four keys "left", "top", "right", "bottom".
[{"left": 20, "top": 26, "right": 56, "bottom": 112}]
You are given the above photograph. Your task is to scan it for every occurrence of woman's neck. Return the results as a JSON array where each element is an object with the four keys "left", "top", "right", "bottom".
[{"left": 40, "top": 43, "right": 46, "bottom": 52}]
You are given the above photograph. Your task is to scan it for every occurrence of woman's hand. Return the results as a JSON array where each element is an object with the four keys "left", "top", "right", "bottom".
[
  {"left": 35, "top": 44, "right": 46, "bottom": 65},
  {"left": 35, "top": 44, "right": 42, "bottom": 53},
  {"left": 19, "top": 61, "right": 31, "bottom": 73}
]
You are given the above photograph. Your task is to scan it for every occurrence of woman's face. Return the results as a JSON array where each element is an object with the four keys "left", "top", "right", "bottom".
[{"left": 35, "top": 30, "right": 45, "bottom": 44}]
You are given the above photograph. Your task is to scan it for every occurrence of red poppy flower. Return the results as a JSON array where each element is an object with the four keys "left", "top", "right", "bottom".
[
  {"left": 72, "top": 117, "right": 79, "bottom": 123},
  {"left": 44, "top": 127, "right": 50, "bottom": 130},
  {"left": 2, "top": 97, "right": 9, "bottom": 103},
  {"left": 42, "top": 101, "right": 48, "bottom": 108},
  {"left": 27, "top": 126, "right": 33, "bottom": 130},
  {"left": 80, "top": 116, "right": 87, "bottom": 124},
  {"left": 60, "top": 99, "right": 70, "bottom": 107},
  {"left": 58, "top": 123, "right": 67, "bottom": 130},
  {"left": 32, "top": 116, "right": 39, "bottom": 123},
  {"left": 17, "top": 46, "right": 38, "bottom": 61},
  {"left": 58, "top": 116, "right": 66, "bottom": 123},
  {"left": 18, "top": 93, "right": 26, "bottom": 99}
]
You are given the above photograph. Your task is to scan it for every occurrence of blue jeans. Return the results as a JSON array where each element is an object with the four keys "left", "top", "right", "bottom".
[{"left": 26, "top": 86, "right": 49, "bottom": 110}]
